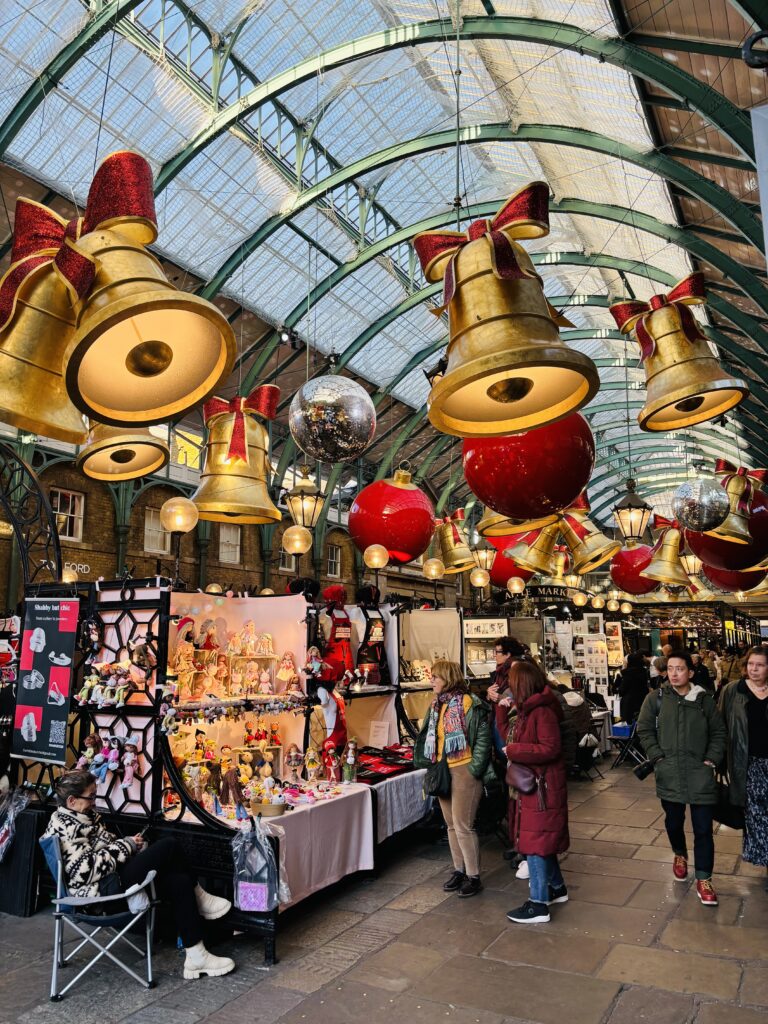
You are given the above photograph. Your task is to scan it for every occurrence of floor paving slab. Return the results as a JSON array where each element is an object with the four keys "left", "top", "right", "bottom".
[
  {"left": 605, "top": 985, "right": 695, "bottom": 1024},
  {"left": 597, "top": 943, "right": 742, "bottom": 1000}
]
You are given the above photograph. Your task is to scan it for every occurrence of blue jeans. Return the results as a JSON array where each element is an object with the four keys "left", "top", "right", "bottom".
[{"left": 527, "top": 854, "right": 564, "bottom": 904}]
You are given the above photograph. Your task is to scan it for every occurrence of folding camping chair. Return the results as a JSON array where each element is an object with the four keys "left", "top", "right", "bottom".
[
  {"left": 609, "top": 720, "right": 647, "bottom": 769},
  {"left": 39, "top": 835, "right": 157, "bottom": 1001}
]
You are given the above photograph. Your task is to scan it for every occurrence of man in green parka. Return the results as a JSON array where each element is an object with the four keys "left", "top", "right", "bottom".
[{"left": 637, "top": 649, "right": 726, "bottom": 907}]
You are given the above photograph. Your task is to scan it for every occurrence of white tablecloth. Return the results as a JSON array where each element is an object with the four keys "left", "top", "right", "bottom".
[
  {"left": 373, "top": 769, "right": 428, "bottom": 842},
  {"left": 276, "top": 783, "right": 374, "bottom": 907}
]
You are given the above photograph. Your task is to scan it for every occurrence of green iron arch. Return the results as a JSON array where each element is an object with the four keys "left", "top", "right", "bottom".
[
  {"left": 205, "top": 130, "right": 767, "bottom": 318},
  {"left": 155, "top": 15, "right": 755, "bottom": 194}
]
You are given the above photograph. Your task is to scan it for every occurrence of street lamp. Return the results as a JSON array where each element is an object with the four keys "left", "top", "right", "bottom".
[
  {"left": 423, "top": 556, "right": 445, "bottom": 606},
  {"left": 613, "top": 478, "right": 653, "bottom": 545},
  {"left": 285, "top": 465, "right": 324, "bottom": 529},
  {"left": 364, "top": 543, "right": 389, "bottom": 590},
  {"left": 160, "top": 496, "right": 199, "bottom": 589}
]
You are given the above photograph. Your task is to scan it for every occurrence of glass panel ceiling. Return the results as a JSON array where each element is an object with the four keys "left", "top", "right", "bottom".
[{"left": 0, "top": 0, "right": 750, "bottom": 492}]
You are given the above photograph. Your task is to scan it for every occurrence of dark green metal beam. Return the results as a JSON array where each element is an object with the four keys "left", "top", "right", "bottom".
[
  {"left": 204, "top": 123, "right": 762, "bottom": 308},
  {"left": 155, "top": 15, "right": 754, "bottom": 193},
  {"left": 626, "top": 33, "right": 744, "bottom": 60},
  {"left": 0, "top": 0, "right": 144, "bottom": 158},
  {"left": 664, "top": 147, "right": 754, "bottom": 172}
]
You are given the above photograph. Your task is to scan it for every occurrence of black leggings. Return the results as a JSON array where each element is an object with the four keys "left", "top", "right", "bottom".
[{"left": 118, "top": 836, "right": 202, "bottom": 947}]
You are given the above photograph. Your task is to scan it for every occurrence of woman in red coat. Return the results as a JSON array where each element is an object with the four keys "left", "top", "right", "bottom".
[{"left": 505, "top": 660, "right": 569, "bottom": 924}]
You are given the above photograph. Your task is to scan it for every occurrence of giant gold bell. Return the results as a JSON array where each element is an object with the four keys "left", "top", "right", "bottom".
[
  {"left": 514, "top": 521, "right": 561, "bottom": 575},
  {"left": 77, "top": 421, "right": 169, "bottom": 481},
  {"left": 640, "top": 528, "right": 691, "bottom": 587},
  {"left": 64, "top": 228, "right": 235, "bottom": 426},
  {"left": 436, "top": 513, "right": 474, "bottom": 574},
  {"left": 559, "top": 514, "right": 621, "bottom": 574},
  {"left": 706, "top": 474, "right": 751, "bottom": 545},
  {"left": 192, "top": 410, "right": 281, "bottom": 525},
  {"left": 477, "top": 504, "right": 557, "bottom": 536},
  {"left": 414, "top": 184, "right": 600, "bottom": 438},
  {"left": 0, "top": 262, "right": 87, "bottom": 443}
]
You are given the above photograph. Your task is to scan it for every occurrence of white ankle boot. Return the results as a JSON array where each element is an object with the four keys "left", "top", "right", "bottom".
[
  {"left": 194, "top": 884, "right": 232, "bottom": 921},
  {"left": 183, "top": 941, "right": 235, "bottom": 980}
]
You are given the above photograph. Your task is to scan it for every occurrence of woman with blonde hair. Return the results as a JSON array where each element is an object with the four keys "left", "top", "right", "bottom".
[{"left": 414, "top": 659, "right": 493, "bottom": 898}]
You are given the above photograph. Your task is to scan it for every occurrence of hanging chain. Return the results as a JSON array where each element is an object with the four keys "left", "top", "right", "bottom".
[{"left": 453, "top": 1, "right": 462, "bottom": 230}]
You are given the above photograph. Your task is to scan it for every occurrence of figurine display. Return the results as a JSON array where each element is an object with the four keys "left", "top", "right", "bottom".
[
  {"left": 319, "top": 585, "right": 354, "bottom": 679},
  {"left": 355, "top": 585, "right": 390, "bottom": 686},
  {"left": 77, "top": 733, "right": 102, "bottom": 770},
  {"left": 120, "top": 735, "right": 140, "bottom": 789},
  {"left": 220, "top": 762, "right": 248, "bottom": 821},
  {"left": 284, "top": 674, "right": 303, "bottom": 699},
  {"left": 198, "top": 619, "right": 219, "bottom": 651},
  {"left": 285, "top": 743, "right": 303, "bottom": 786},
  {"left": 342, "top": 739, "right": 358, "bottom": 784},
  {"left": 304, "top": 745, "right": 322, "bottom": 784},
  {"left": 322, "top": 739, "right": 342, "bottom": 784},
  {"left": 257, "top": 669, "right": 273, "bottom": 695}
]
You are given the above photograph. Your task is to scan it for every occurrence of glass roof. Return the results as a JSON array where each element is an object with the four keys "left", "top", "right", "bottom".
[{"left": 0, "top": 0, "right": 754, "bottom": 504}]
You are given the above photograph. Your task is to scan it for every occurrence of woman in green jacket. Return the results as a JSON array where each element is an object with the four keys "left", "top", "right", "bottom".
[
  {"left": 637, "top": 650, "right": 726, "bottom": 907},
  {"left": 720, "top": 645, "right": 768, "bottom": 890},
  {"left": 414, "top": 659, "right": 492, "bottom": 898}
]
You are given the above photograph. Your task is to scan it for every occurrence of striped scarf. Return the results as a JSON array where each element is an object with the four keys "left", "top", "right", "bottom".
[{"left": 424, "top": 691, "right": 468, "bottom": 764}]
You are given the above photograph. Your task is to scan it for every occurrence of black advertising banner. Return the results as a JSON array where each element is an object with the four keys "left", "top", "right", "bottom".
[{"left": 12, "top": 597, "right": 79, "bottom": 765}]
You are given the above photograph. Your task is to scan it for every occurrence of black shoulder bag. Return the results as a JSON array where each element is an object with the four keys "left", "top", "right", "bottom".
[{"left": 424, "top": 752, "right": 451, "bottom": 798}]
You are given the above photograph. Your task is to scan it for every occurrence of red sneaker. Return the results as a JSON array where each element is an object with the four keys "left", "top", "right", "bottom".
[
  {"left": 696, "top": 879, "right": 718, "bottom": 906},
  {"left": 672, "top": 855, "right": 688, "bottom": 881}
]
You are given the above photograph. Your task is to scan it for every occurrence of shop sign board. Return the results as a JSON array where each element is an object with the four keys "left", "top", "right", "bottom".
[
  {"left": 463, "top": 617, "right": 507, "bottom": 639},
  {"left": 12, "top": 597, "right": 79, "bottom": 764}
]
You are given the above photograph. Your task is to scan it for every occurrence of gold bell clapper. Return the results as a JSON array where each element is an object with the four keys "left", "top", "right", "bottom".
[
  {"left": 513, "top": 521, "right": 561, "bottom": 575},
  {"left": 706, "top": 460, "right": 767, "bottom": 546},
  {"left": 559, "top": 513, "right": 621, "bottom": 574},
  {"left": 640, "top": 517, "right": 692, "bottom": 588},
  {"left": 191, "top": 385, "right": 282, "bottom": 524},
  {"left": 77, "top": 422, "right": 169, "bottom": 481},
  {"left": 0, "top": 200, "right": 87, "bottom": 442},
  {"left": 610, "top": 273, "right": 747, "bottom": 431},
  {"left": 7, "top": 151, "right": 235, "bottom": 427},
  {"left": 435, "top": 510, "right": 475, "bottom": 573},
  {"left": 412, "top": 182, "right": 599, "bottom": 437}
]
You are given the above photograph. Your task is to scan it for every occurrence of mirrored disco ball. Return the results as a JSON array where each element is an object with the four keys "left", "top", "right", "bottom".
[
  {"left": 673, "top": 477, "right": 729, "bottom": 532},
  {"left": 289, "top": 376, "right": 377, "bottom": 463}
]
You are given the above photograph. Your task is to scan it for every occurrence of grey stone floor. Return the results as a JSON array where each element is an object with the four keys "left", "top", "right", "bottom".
[{"left": 2, "top": 766, "right": 767, "bottom": 1024}]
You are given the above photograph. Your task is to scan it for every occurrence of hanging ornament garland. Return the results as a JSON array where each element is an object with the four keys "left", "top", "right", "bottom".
[
  {"left": 348, "top": 465, "right": 435, "bottom": 565},
  {"left": 609, "top": 273, "right": 747, "bottom": 431}
]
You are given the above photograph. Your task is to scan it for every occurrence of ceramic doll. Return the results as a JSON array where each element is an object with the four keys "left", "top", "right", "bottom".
[
  {"left": 342, "top": 739, "right": 358, "bottom": 784},
  {"left": 240, "top": 620, "right": 257, "bottom": 656},
  {"left": 198, "top": 619, "right": 219, "bottom": 651},
  {"left": 120, "top": 736, "right": 140, "bottom": 789},
  {"left": 219, "top": 744, "right": 234, "bottom": 776},
  {"left": 194, "top": 729, "right": 206, "bottom": 756},
  {"left": 276, "top": 651, "right": 297, "bottom": 686},
  {"left": 285, "top": 674, "right": 303, "bottom": 700},
  {"left": 76, "top": 733, "right": 102, "bottom": 770},
  {"left": 257, "top": 669, "right": 273, "bottom": 695},
  {"left": 304, "top": 745, "right": 321, "bottom": 784},
  {"left": 286, "top": 743, "right": 303, "bottom": 786},
  {"left": 206, "top": 760, "right": 223, "bottom": 816},
  {"left": 185, "top": 762, "right": 204, "bottom": 805},
  {"left": 220, "top": 764, "right": 248, "bottom": 821},
  {"left": 322, "top": 740, "right": 342, "bottom": 784},
  {"left": 81, "top": 617, "right": 103, "bottom": 665}
]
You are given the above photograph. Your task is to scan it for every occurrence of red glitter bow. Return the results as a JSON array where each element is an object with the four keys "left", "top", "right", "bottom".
[
  {"left": 609, "top": 273, "right": 706, "bottom": 360},
  {"left": 203, "top": 385, "right": 280, "bottom": 464},
  {"left": 0, "top": 152, "right": 157, "bottom": 333},
  {"left": 436, "top": 509, "right": 466, "bottom": 545},
  {"left": 412, "top": 182, "right": 571, "bottom": 325},
  {"left": 715, "top": 459, "right": 768, "bottom": 513},
  {"left": 564, "top": 491, "right": 591, "bottom": 516}
]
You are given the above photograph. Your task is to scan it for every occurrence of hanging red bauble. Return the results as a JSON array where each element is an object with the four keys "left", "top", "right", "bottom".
[
  {"left": 487, "top": 533, "right": 535, "bottom": 589},
  {"left": 686, "top": 490, "right": 768, "bottom": 571},
  {"left": 610, "top": 545, "right": 658, "bottom": 595},
  {"left": 700, "top": 563, "right": 767, "bottom": 594},
  {"left": 349, "top": 467, "right": 435, "bottom": 564},
  {"left": 462, "top": 413, "right": 595, "bottom": 521}
]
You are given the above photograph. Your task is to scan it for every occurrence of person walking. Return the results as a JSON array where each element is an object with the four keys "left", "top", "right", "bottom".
[
  {"left": 637, "top": 650, "right": 726, "bottom": 906},
  {"left": 614, "top": 651, "right": 650, "bottom": 723},
  {"left": 720, "top": 645, "right": 768, "bottom": 891},
  {"left": 42, "top": 769, "right": 236, "bottom": 979},
  {"left": 649, "top": 657, "right": 668, "bottom": 690},
  {"left": 504, "top": 660, "right": 570, "bottom": 924},
  {"left": 414, "top": 659, "right": 493, "bottom": 898},
  {"left": 691, "top": 652, "right": 715, "bottom": 693}
]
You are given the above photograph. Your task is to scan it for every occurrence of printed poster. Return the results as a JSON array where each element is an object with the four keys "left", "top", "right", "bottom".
[{"left": 12, "top": 597, "right": 79, "bottom": 765}]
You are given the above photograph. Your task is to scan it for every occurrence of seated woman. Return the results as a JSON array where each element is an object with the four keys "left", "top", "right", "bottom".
[{"left": 43, "top": 769, "right": 235, "bottom": 980}]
